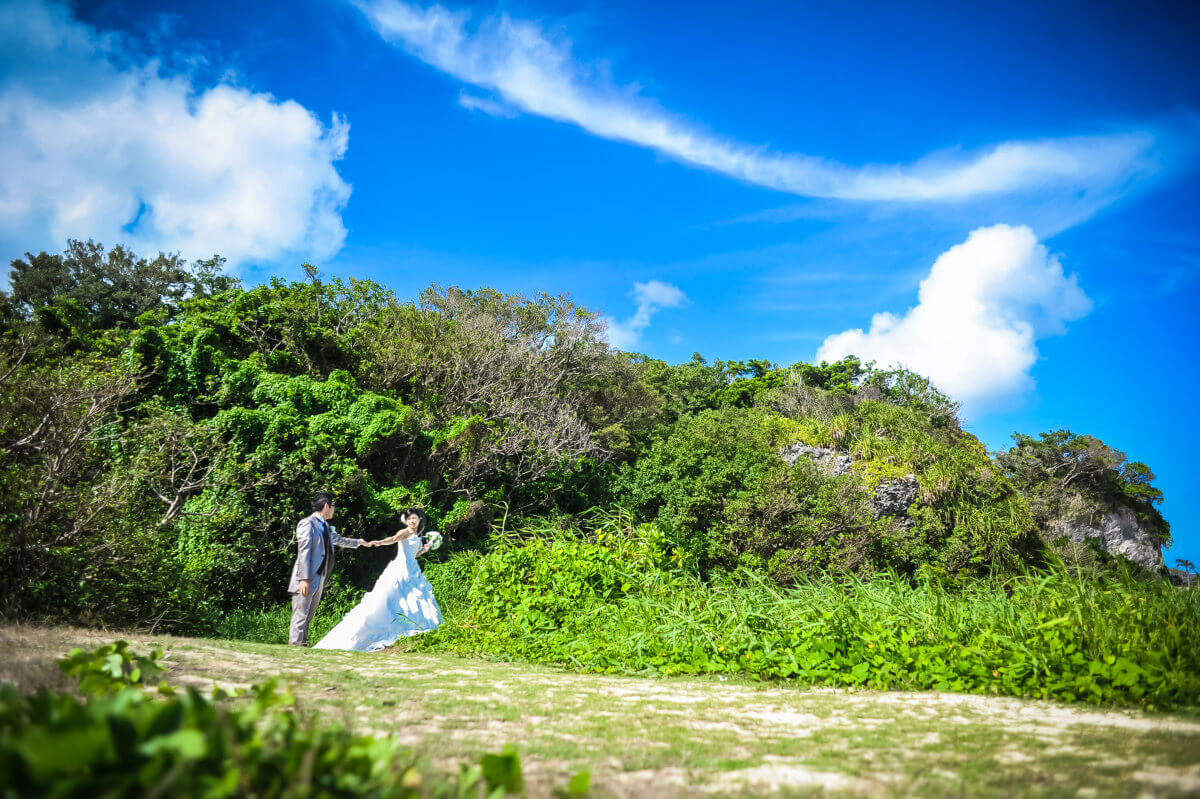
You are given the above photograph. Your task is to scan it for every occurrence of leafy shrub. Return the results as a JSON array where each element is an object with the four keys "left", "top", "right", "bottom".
[
  {"left": 415, "top": 528, "right": 1200, "bottom": 709},
  {"left": 464, "top": 533, "right": 666, "bottom": 640},
  {"left": 3, "top": 642, "right": 587, "bottom": 797},
  {"left": 0, "top": 680, "right": 527, "bottom": 798},
  {"left": 424, "top": 550, "right": 484, "bottom": 620},
  {"left": 614, "top": 407, "right": 813, "bottom": 569},
  {"left": 724, "top": 461, "right": 886, "bottom": 581},
  {"left": 57, "top": 640, "right": 167, "bottom": 694}
]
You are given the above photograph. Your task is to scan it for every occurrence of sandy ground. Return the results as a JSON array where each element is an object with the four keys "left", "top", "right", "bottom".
[{"left": 3, "top": 623, "right": 1198, "bottom": 798}]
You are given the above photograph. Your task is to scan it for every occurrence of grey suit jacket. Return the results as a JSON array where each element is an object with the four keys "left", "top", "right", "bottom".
[{"left": 288, "top": 512, "right": 362, "bottom": 592}]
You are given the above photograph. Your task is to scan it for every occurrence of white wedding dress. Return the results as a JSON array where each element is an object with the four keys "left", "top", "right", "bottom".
[{"left": 314, "top": 534, "right": 443, "bottom": 652}]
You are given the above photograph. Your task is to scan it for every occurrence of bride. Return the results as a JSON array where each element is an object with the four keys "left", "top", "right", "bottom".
[{"left": 314, "top": 508, "right": 443, "bottom": 652}]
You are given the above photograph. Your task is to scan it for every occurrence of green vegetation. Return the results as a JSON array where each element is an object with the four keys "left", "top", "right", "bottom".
[
  {"left": 998, "top": 430, "right": 1170, "bottom": 551},
  {"left": 0, "top": 641, "right": 581, "bottom": 798},
  {"left": 1, "top": 240, "right": 1190, "bottom": 714},
  {"left": 57, "top": 640, "right": 167, "bottom": 694},
  {"left": 614, "top": 394, "right": 1034, "bottom": 579},
  {"left": 412, "top": 515, "right": 1200, "bottom": 709}
]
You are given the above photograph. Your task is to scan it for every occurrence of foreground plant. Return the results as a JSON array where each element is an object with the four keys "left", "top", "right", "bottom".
[{"left": 0, "top": 643, "right": 590, "bottom": 798}]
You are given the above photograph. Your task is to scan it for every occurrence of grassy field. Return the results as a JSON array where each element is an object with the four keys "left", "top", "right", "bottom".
[{"left": 2, "top": 623, "right": 1199, "bottom": 797}]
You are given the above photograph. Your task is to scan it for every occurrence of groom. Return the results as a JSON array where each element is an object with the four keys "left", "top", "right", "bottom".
[{"left": 288, "top": 491, "right": 373, "bottom": 646}]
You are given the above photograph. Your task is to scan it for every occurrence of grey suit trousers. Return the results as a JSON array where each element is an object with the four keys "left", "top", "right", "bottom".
[{"left": 289, "top": 574, "right": 325, "bottom": 646}]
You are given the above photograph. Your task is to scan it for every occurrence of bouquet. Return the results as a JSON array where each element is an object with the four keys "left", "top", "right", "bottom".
[{"left": 423, "top": 530, "right": 444, "bottom": 551}]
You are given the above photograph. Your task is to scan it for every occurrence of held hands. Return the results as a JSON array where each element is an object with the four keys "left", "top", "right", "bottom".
[{"left": 360, "top": 528, "right": 417, "bottom": 548}]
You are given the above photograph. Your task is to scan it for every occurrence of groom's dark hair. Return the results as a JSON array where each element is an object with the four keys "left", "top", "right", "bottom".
[{"left": 312, "top": 492, "right": 335, "bottom": 512}]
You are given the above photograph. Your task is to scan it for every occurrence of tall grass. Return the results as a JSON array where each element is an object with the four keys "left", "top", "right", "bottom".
[
  {"left": 214, "top": 581, "right": 366, "bottom": 644},
  {"left": 415, "top": 514, "right": 1200, "bottom": 709}
]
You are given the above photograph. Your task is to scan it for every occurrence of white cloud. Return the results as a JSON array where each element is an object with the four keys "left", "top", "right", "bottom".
[
  {"left": 457, "top": 90, "right": 516, "bottom": 117},
  {"left": 0, "top": 0, "right": 351, "bottom": 268},
  {"left": 604, "top": 280, "right": 686, "bottom": 350},
  {"left": 816, "top": 224, "right": 1091, "bottom": 412},
  {"left": 354, "top": 0, "right": 1158, "bottom": 204}
]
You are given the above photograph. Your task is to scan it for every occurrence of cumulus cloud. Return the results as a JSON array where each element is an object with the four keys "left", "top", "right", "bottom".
[
  {"left": 604, "top": 280, "right": 686, "bottom": 350},
  {"left": 353, "top": 0, "right": 1159, "bottom": 204},
  {"left": 0, "top": 0, "right": 351, "bottom": 268},
  {"left": 816, "top": 224, "right": 1091, "bottom": 411}
]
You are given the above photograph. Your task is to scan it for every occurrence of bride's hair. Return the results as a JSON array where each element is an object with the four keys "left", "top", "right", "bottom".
[{"left": 400, "top": 507, "right": 427, "bottom": 533}]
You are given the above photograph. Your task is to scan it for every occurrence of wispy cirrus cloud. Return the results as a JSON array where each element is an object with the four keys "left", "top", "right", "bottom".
[
  {"left": 604, "top": 280, "right": 687, "bottom": 350},
  {"left": 352, "top": 0, "right": 1162, "bottom": 205},
  {"left": 457, "top": 90, "right": 516, "bottom": 118}
]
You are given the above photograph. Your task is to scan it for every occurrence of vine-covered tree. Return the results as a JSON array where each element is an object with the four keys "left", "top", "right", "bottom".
[{"left": 7, "top": 240, "right": 238, "bottom": 334}]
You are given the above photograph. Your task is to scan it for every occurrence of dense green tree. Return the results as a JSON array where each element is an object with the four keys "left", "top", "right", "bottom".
[
  {"left": 7, "top": 240, "right": 239, "bottom": 335},
  {"left": 359, "top": 285, "right": 650, "bottom": 491},
  {"left": 0, "top": 353, "right": 150, "bottom": 622},
  {"left": 792, "top": 356, "right": 867, "bottom": 393},
  {"left": 614, "top": 406, "right": 894, "bottom": 577},
  {"left": 636, "top": 353, "right": 726, "bottom": 429}
]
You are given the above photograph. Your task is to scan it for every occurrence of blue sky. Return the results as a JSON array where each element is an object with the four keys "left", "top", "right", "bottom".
[{"left": 2, "top": 0, "right": 1198, "bottom": 565}]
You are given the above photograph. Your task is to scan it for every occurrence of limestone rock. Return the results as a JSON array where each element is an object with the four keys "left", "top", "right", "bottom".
[
  {"left": 780, "top": 443, "right": 853, "bottom": 477},
  {"left": 780, "top": 444, "right": 918, "bottom": 522},
  {"left": 874, "top": 475, "right": 919, "bottom": 519},
  {"left": 1047, "top": 505, "right": 1164, "bottom": 569}
]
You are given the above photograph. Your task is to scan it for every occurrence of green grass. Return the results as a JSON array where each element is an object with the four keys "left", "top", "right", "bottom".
[
  {"left": 412, "top": 517, "right": 1200, "bottom": 709},
  {"left": 214, "top": 580, "right": 366, "bottom": 644}
]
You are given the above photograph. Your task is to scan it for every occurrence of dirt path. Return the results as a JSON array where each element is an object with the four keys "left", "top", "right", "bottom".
[{"left": 3, "top": 624, "right": 1198, "bottom": 797}]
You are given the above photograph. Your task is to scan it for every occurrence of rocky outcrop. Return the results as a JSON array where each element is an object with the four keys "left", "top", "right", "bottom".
[
  {"left": 1167, "top": 568, "right": 1198, "bottom": 588},
  {"left": 781, "top": 443, "right": 918, "bottom": 521},
  {"left": 1047, "top": 505, "right": 1164, "bottom": 569},
  {"left": 780, "top": 443, "right": 853, "bottom": 477},
  {"left": 874, "top": 475, "right": 919, "bottom": 519}
]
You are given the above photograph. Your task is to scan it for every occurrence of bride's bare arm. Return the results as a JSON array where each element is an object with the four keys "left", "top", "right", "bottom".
[{"left": 374, "top": 529, "right": 418, "bottom": 546}]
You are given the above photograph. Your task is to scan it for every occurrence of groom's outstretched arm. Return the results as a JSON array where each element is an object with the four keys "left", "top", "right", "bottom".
[{"left": 330, "top": 526, "right": 365, "bottom": 548}]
